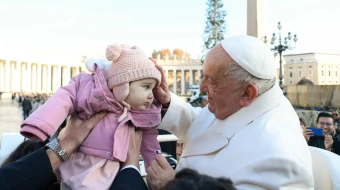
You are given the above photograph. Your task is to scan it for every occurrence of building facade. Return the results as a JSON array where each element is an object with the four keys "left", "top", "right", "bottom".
[
  {"left": 0, "top": 57, "right": 203, "bottom": 95},
  {"left": 283, "top": 53, "right": 340, "bottom": 85}
]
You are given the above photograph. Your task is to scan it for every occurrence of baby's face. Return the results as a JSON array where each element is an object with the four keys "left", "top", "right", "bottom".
[{"left": 124, "top": 78, "right": 157, "bottom": 110}]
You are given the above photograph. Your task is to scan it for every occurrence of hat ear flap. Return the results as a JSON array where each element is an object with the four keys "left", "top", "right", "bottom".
[{"left": 112, "top": 83, "right": 129, "bottom": 102}]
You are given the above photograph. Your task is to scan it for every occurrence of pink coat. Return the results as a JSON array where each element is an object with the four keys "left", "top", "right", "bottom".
[{"left": 20, "top": 64, "right": 161, "bottom": 167}]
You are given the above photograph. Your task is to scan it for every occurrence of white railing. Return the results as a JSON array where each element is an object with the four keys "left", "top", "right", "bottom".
[{"left": 157, "top": 134, "right": 178, "bottom": 142}]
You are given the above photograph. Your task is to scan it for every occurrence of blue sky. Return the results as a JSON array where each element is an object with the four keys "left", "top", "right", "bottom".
[{"left": 0, "top": 0, "right": 339, "bottom": 61}]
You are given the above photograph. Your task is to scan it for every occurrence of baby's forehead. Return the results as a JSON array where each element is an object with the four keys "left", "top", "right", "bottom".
[{"left": 131, "top": 78, "right": 157, "bottom": 84}]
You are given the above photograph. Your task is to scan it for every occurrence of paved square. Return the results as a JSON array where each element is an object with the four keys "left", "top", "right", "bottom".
[{"left": 0, "top": 98, "right": 22, "bottom": 143}]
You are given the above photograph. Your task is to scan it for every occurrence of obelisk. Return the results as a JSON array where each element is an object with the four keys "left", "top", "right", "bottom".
[{"left": 247, "top": 0, "right": 268, "bottom": 38}]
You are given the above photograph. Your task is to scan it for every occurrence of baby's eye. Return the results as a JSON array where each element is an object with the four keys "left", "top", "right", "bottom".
[{"left": 143, "top": 85, "right": 150, "bottom": 89}]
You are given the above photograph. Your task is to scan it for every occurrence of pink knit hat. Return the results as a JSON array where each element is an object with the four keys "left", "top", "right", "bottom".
[{"left": 106, "top": 44, "right": 161, "bottom": 102}]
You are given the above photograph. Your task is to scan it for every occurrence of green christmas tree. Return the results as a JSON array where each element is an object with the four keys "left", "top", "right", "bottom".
[{"left": 202, "top": 0, "right": 227, "bottom": 62}]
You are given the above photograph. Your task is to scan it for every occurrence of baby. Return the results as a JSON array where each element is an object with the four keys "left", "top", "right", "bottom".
[{"left": 20, "top": 44, "right": 162, "bottom": 190}]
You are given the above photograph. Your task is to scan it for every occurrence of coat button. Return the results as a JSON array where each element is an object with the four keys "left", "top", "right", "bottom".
[
  {"left": 149, "top": 121, "right": 153, "bottom": 125},
  {"left": 106, "top": 152, "right": 111, "bottom": 155},
  {"left": 100, "top": 97, "right": 104, "bottom": 101},
  {"left": 116, "top": 115, "right": 119, "bottom": 118}
]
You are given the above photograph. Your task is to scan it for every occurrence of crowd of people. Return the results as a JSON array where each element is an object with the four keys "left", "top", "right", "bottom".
[
  {"left": 1, "top": 35, "right": 340, "bottom": 189},
  {"left": 11, "top": 93, "right": 51, "bottom": 120}
]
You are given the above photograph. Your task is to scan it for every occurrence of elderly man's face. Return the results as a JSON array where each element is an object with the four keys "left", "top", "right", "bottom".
[{"left": 200, "top": 45, "right": 243, "bottom": 120}]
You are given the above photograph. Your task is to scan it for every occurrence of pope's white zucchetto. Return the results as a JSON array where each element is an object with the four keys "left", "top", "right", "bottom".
[{"left": 220, "top": 35, "right": 276, "bottom": 79}]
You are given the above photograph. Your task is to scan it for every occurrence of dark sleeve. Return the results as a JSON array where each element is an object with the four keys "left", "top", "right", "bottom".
[
  {"left": 110, "top": 168, "right": 147, "bottom": 190},
  {"left": 307, "top": 136, "right": 317, "bottom": 147},
  {"left": 0, "top": 148, "right": 57, "bottom": 190},
  {"left": 332, "top": 141, "right": 340, "bottom": 156}
]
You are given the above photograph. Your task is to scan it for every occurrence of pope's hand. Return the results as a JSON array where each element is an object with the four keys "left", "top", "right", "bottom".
[
  {"left": 150, "top": 58, "right": 171, "bottom": 108},
  {"left": 146, "top": 154, "right": 175, "bottom": 190}
]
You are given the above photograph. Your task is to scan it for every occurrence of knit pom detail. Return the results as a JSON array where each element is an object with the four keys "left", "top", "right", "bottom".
[{"left": 106, "top": 44, "right": 121, "bottom": 62}]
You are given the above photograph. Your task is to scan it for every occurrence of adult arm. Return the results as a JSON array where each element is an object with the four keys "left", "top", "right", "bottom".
[
  {"left": 150, "top": 58, "right": 202, "bottom": 140},
  {"left": 20, "top": 74, "right": 85, "bottom": 141},
  {"left": 158, "top": 92, "right": 202, "bottom": 140},
  {"left": 0, "top": 112, "right": 106, "bottom": 190},
  {"left": 146, "top": 154, "right": 176, "bottom": 190},
  {"left": 110, "top": 168, "right": 147, "bottom": 190},
  {"left": 110, "top": 127, "right": 147, "bottom": 190}
]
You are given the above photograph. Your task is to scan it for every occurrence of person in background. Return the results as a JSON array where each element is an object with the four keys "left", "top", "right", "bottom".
[
  {"left": 332, "top": 110, "right": 339, "bottom": 125},
  {"left": 11, "top": 93, "right": 16, "bottom": 103},
  {"left": 332, "top": 110, "right": 340, "bottom": 140},
  {"left": 29, "top": 96, "right": 42, "bottom": 115},
  {"left": 176, "top": 140, "right": 184, "bottom": 161},
  {"left": 21, "top": 96, "right": 32, "bottom": 120},
  {"left": 307, "top": 112, "right": 340, "bottom": 155},
  {"left": 300, "top": 117, "right": 313, "bottom": 142}
]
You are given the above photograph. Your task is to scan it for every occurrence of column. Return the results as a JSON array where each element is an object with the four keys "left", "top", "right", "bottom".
[
  {"left": 74, "top": 66, "right": 80, "bottom": 76},
  {"left": 26, "top": 62, "right": 32, "bottom": 92},
  {"left": 21, "top": 63, "right": 26, "bottom": 92},
  {"left": 62, "top": 66, "right": 70, "bottom": 86},
  {"left": 198, "top": 70, "right": 202, "bottom": 83},
  {"left": 5, "top": 60, "right": 11, "bottom": 92},
  {"left": 165, "top": 70, "right": 168, "bottom": 83},
  {"left": 36, "top": 64, "right": 42, "bottom": 93},
  {"left": 10, "top": 62, "right": 16, "bottom": 92},
  {"left": 57, "top": 65, "right": 62, "bottom": 90},
  {"left": 181, "top": 70, "right": 185, "bottom": 95},
  {"left": 41, "top": 65, "right": 47, "bottom": 93},
  {"left": 0, "top": 62, "right": 4, "bottom": 92},
  {"left": 16, "top": 61, "right": 21, "bottom": 92},
  {"left": 47, "top": 64, "right": 52, "bottom": 93},
  {"left": 31, "top": 64, "right": 37, "bottom": 92},
  {"left": 173, "top": 70, "right": 177, "bottom": 94},
  {"left": 247, "top": 0, "right": 268, "bottom": 38},
  {"left": 20, "top": 63, "right": 25, "bottom": 92},
  {"left": 52, "top": 66, "right": 57, "bottom": 92},
  {"left": 189, "top": 69, "right": 194, "bottom": 85}
]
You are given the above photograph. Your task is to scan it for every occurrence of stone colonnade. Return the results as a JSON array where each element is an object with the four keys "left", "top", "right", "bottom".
[
  {"left": 158, "top": 59, "right": 203, "bottom": 95},
  {"left": 0, "top": 60, "right": 80, "bottom": 94}
]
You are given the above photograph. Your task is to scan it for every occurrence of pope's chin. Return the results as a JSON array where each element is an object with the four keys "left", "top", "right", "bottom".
[
  {"left": 208, "top": 104, "right": 227, "bottom": 120},
  {"left": 207, "top": 103, "right": 215, "bottom": 115}
]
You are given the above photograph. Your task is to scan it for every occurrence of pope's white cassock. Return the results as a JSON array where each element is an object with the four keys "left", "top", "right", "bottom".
[{"left": 159, "top": 36, "right": 314, "bottom": 189}]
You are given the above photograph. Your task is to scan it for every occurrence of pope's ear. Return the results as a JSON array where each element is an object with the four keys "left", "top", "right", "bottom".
[{"left": 239, "top": 83, "right": 258, "bottom": 107}]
